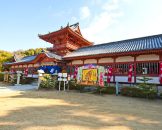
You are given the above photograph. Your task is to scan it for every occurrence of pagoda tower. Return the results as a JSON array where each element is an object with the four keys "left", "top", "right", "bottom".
[{"left": 38, "top": 23, "right": 92, "bottom": 56}]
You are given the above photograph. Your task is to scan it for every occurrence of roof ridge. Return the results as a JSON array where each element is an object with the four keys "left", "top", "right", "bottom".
[{"left": 69, "top": 22, "right": 79, "bottom": 27}]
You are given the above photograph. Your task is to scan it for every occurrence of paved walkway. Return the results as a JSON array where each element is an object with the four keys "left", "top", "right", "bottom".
[{"left": 0, "top": 84, "right": 38, "bottom": 93}]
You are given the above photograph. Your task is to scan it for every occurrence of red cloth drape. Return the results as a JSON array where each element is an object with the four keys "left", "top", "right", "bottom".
[
  {"left": 24, "top": 68, "right": 28, "bottom": 76},
  {"left": 159, "top": 62, "right": 162, "bottom": 84},
  {"left": 73, "top": 66, "right": 78, "bottom": 79},
  {"left": 107, "top": 67, "right": 113, "bottom": 83},
  {"left": 128, "top": 64, "right": 133, "bottom": 83}
]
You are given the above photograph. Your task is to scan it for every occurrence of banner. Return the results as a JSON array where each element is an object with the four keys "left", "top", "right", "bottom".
[
  {"left": 98, "top": 66, "right": 105, "bottom": 86},
  {"left": 82, "top": 69, "right": 97, "bottom": 82},
  {"left": 73, "top": 66, "right": 78, "bottom": 79},
  {"left": 24, "top": 68, "right": 28, "bottom": 76},
  {"left": 99, "top": 72, "right": 104, "bottom": 86},
  {"left": 107, "top": 67, "right": 113, "bottom": 83},
  {"left": 159, "top": 62, "right": 162, "bottom": 84},
  {"left": 77, "top": 66, "right": 82, "bottom": 81},
  {"left": 128, "top": 64, "right": 133, "bottom": 83}
]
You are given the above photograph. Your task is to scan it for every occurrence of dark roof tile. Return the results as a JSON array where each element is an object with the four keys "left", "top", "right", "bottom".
[{"left": 64, "top": 34, "right": 162, "bottom": 58}]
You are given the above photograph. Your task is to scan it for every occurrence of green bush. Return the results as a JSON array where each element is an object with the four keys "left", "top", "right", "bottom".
[
  {"left": 55, "top": 79, "right": 76, "bottom": 90},
  {"left": 105, "top": 87, "right": 116, "bottom": 94},
  {"left": 8, "top": 74, "right": 36, "bottom": 85},
  {"left": 39, "top": 75, "right": 57, "bottom": 90},
  {"left": 160, "top": 93, "right": 162, "bottom": 97},
  {"left": 76, "top": 84, "right": 92, "bottom": 92},
  {"left": 21, "top": 77, "right": 36, "bottom": 84},
  {"left": 95, "top": 86, "right": 116, "bottom": 94},
  {"left": 69, "top": 79, "right": 77, "bottom": 90},
  {"left": 0, "top": 73, "right": 4, "bottom": 81},
  {"left": 121, "top": 87, "right": 157, "bottom": 99}
]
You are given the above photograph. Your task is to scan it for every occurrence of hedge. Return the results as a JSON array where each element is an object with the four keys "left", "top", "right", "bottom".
[
  {"left": 0, "top": 73, "right": 4, "bottom": 81},
  {"left": 121, "top": 87, "right": 157, "bottom": 99},
  {"left": 94, "top": 86, "right": 116, "bottom": 94}
]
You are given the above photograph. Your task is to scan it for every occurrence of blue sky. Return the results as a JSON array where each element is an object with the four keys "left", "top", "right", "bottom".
[{"left": 0, "top": 0, "right": 162, "bottom": 52}]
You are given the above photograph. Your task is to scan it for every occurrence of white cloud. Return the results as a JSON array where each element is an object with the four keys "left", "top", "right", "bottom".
[
  {"left": 80, "top": 0, "right": 162, "bottom": 44},
  {"left": 82, "top": 0, "right": 126, "bottom": 44},
  {"left": 102, "top": 0, "right": 119, "bottom": 11},
  {"left": 71, "top": 16, "right": 77, "bottom": 22},
  {"left": 80, "top": 6, "right": 90, "bottom": 19}
]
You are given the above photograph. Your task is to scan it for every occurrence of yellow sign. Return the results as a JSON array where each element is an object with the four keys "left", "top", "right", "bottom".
[{"left": 82, "top": 69, "right": 97, "bottom": 82}]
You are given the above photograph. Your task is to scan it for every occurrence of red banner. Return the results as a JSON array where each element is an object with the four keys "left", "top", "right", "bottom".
[
  {"left": 128, "top": 64, "right": 133, "bottom": 83},
  {"left": 159, "top": 62, "right": 162, "bottom": 84},
  {"left": 73, "top": 66, "right": 78, "bottom": 79},
  {"left": 107, "top": 67, "right": 113, "bottom": 83},
  {"left": 24, "top": 68, "right": 28, "bottom": 76}
]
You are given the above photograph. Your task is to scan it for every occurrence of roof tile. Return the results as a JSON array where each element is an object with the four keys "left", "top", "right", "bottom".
[{"left": 64, "top": 34, "right": 162, "bottom": 58}]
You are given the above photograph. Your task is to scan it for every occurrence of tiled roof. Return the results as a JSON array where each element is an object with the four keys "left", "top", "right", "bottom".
[
  {"left": 4, "top": 52, "right": 61, "bottom": 65},
  {"left": 17, "top": 55, "right": 37, "bottom": 63},
  {"left": 4, "top": 55, "right": 37, "bottom": 65},
  {"left": 45, "top": 52, "right": 62, "bottom": 60},
  {"left": 64, "top": 34, "right": 162, "bottom": 58}
]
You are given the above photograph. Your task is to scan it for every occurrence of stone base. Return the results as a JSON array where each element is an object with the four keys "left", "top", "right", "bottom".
[{"left": 14, "top": 84, "right": 22, "bottom": 86}]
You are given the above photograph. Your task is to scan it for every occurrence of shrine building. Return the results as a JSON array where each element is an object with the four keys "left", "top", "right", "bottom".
[{"left": 5, "top": 23, "right": 162, "bottom": 84}]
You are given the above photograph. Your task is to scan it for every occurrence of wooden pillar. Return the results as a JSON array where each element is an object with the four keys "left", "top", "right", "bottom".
[
  {"left": 82, "top": 59, "right": 85, "bottom": 65},
  {"left": 70, "top": 61, "right": 72, "bottom": 76},
  {"left": 97, "top": 58, "right": 99, "bottom": 65}
]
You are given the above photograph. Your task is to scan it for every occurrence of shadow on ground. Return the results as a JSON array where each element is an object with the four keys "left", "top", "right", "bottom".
[{"left": 0, "top": 90, "right": 162, "bottom": 130}]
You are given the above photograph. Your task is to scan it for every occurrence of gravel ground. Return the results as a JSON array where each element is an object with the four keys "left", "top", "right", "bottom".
[{"left": 0, "top": 82, "right": 162, "bottom": 130}]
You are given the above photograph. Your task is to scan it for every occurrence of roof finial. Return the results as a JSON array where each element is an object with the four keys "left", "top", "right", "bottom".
[
  {"left": 67, "top": 22, "right": 69, "bottom": 27},
  {"left": 60, "top": 26, "right": 63, "bottom": 29}
]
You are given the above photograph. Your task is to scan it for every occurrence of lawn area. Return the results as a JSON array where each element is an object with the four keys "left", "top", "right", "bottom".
[{"left": 0, "top": 89, "right": 162, "bottom": 130}]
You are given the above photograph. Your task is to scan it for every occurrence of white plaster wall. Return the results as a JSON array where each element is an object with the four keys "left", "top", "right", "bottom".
[
  {"left": 23, "top": 65, "right": 27, "bottom": 67},
  {"left": 28, "top": 64, "right": 33, "bottom": 67},
  {"left": 34, "top": 63, "right": 40, "bottom": 67},
  {"left": 27, "top": 74, "right": 38, "bottom": 78},
  {"left": 98, "top": 58, "right": 113, "bottom": 63},
  {"left": 41, "top": 62, "right": 55, "bottom": 66},
  {"left": 33, "top": 74, "right": 38, "bottom": 78},
  {"left": 72, "top": 60, "right": 83, "bottom": 65},
  {"left": 27, "top": 74, "right": 32, "bottom": 77},
  {"left": 136, "top": 54, "right": 159, "bottom": 61},
  {"left": 18, "top": 65, "right": 23, "bottom": 68},
  {"left": 67, "top": 62, "right": 72, "bottom": 65},
  {"left": 116, "top": 56, "right": 134, "bottom": 62},
  {"left": 84, "top": 59, "right": 97, "bottom": 64},
  {"left": 136, "top": 76, "right": 160, "bottom": 84},
  {"left": 115, "top": 76, "right": 135, "bottom": 83}
]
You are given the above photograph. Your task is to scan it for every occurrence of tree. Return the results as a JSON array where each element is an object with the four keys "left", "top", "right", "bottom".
[
  {"left": 0, "top": 50, "right": 13, "bottom": 71},
  {"left": 1, "top": 48, "right": 46, "bottom": 71}
]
